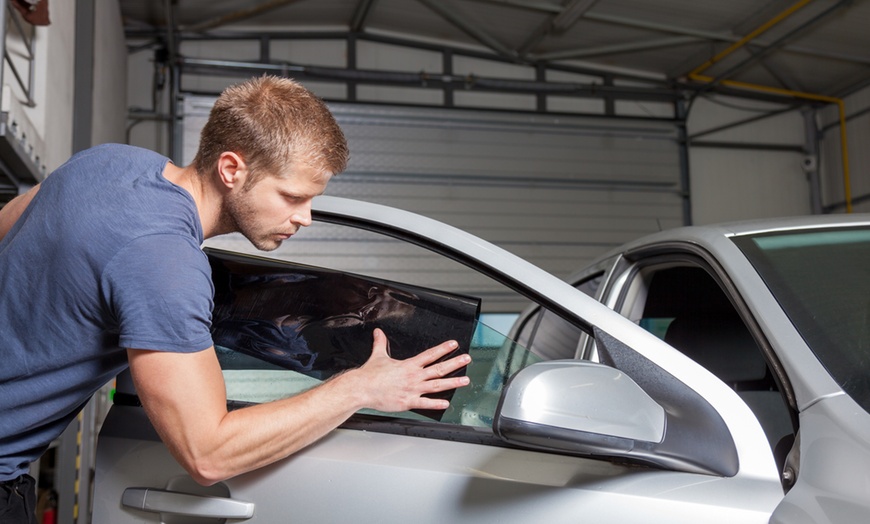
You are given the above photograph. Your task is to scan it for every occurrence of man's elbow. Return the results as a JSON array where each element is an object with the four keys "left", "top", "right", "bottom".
[{"left": 183, "top": 456, "right": 233, "bottom": 486}]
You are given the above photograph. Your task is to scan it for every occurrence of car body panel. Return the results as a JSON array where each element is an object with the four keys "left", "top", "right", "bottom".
[
  {"left": 771, "top": 394, "right": 870, "bottom": 523},
  {"left": 95, "top": 407, "right": 780, "bottom": 524}
]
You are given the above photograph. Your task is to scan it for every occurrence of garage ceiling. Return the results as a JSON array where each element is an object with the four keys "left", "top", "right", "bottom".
[{"left": 120, "top": 0, "right": 870, "bottom": 100}]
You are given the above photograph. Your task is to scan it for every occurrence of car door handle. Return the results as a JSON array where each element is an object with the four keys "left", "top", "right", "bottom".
[{"left": 122, "top": 487, "right": 255, "bottom": 519}]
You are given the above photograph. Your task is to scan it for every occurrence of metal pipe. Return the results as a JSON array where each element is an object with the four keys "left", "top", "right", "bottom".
[
  {"left": 803, "top": 108, "right": 823, "bottom": 215},
  {"left": 164, "top": 0, "right": 181, "bottom": 162},
  {"left": 676, "top": 100, "right": 692, "bottom": 226},
  {"left": 179, "top": 57, "right": 682, "bottom": 101},
  {"left": 687, "top": 140, "right": 804, "bottom": 153}
]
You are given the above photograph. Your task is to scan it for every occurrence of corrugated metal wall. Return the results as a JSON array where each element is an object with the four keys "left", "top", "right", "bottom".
[{"left": 185, "top": 97, "right": 684, "bottom": 311}]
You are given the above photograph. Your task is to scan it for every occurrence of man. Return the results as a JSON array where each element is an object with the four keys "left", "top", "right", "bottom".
[{"left": 0, "top": 76, "right": 470, "bottom": 523}]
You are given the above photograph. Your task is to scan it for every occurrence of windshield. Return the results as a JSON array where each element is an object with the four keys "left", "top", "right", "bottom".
[{"left": 733, "top": 226, "right": 870, "bottom": 413}]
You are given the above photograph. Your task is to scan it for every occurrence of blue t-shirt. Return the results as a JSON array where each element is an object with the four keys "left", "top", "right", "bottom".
[{"left": 0, "top": 144, "right": 214, "bottom": 480}]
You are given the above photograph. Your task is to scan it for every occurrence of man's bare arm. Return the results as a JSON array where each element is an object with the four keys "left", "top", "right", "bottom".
[
  {"left": 0, "top": 184, "right": 40, "bottom": 241},
  {"left": 127, "top": 328, "right": 470, "bottom": 485}
]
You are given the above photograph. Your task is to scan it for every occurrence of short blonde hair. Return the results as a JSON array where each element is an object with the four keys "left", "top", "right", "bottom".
[{"left": 193, "top": 75, "right": 349, "bottom": 186}]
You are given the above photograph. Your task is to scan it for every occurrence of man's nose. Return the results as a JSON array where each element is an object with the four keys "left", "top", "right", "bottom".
[{"left": 291, "top": 204, "right": 312, "bottom": 227}]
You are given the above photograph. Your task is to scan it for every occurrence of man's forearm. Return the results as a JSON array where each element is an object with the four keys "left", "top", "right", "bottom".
[
  {"left": 174, "top": 370, "right": 368, "bottom": 485},
  {"left": 129, "top": 331, "right": 470, "bottom": 486}
]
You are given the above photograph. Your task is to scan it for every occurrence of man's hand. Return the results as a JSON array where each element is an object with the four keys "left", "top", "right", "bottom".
[{"left": 344, "top": 328, "right": 471, "bottom": 413}]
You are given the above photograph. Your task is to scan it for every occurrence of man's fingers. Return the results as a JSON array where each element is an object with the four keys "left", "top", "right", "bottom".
[
  {"left": 412, "top": 339, "right": 461, "bottom": 366},
  {"left": 410, "top": 398, "right": 451, "bottom": 411},
  {"left": 422, "top": 375, "right": 471, "bottom": 394},
  {"left": 370, "top": 328, "right": 388, "bottom": 356},
  {"left": 425, "top": 353, "right": 471, "bottom": 380}
]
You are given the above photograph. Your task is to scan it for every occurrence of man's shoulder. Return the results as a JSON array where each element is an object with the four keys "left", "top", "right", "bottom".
[{"left": 72, "top": 143, "right": 167, "bottom": 165}]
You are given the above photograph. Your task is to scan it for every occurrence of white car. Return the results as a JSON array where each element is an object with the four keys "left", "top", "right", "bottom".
[{"left": 92, "top": 197, "right": 870, "bottom": 523}]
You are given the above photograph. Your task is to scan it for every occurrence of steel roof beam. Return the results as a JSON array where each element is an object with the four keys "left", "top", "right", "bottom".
[
  {"left": 582, "top": 11, "right": 870, "bottom": 68},
  {"left": 532, "top": 36, "right": 701, "bottom": 61},
  {"left": 466, "top": 0, "right": 562, "bottom": 14},
  {"left": 416, "top": 0, "right": 518, "bottom": 60},
  {"left": 701, "top": 0, "right": 850, "bottom": 89},
  {"left": 517, "top": 0, "right": 599, "bottom": 57},
  {"left": 350, "top": 0, "right": 377, "bottom": 33},
  {"left": 180, "top": 0, "right": 304, "bottom": 33}
]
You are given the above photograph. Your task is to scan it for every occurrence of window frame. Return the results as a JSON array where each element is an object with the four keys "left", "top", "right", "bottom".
[{"left": 601, "top": 243, "right": 798, "bottom": 425}]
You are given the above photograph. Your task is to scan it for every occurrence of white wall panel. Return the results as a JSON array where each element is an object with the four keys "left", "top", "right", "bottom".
[
  {"left": 687, "top": 96, "right": 810, "bottom": 224},
  {"left": 689, "top": 148, "right": 811, "bottom": 224}
]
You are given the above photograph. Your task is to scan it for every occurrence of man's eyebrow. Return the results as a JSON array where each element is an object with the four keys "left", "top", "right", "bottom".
[{"left": 281, "top": 188, "right": 326, "bottom": 199}]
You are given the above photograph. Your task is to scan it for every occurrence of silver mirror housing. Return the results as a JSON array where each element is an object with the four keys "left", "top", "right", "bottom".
[{"left": 494, "top": 360, "right": 665, "bottom": 458}]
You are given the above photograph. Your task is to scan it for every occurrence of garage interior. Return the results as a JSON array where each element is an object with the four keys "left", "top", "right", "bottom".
[{"left": 1, "top": 0, "right": 869, "bottom": 521}]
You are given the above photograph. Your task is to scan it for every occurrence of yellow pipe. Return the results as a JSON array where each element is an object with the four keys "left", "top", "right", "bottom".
[
  {"left": 689, "top": 73, "right": 854, "bottom": 214},
  {"left": 686, "top": 0, "right": 854, "bottom": 213},
  {"left": 690, "top": 0, "right": 816, "bottom": 77}
]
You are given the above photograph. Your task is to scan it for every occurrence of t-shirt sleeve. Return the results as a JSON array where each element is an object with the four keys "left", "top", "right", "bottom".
[{"left": 102, "top": 234, "right": 214, "bottom": 352}]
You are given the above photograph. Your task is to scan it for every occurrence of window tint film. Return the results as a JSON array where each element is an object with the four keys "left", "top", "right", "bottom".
[{"left": 207, "top": 222, "right": 554, "bottom": 429}]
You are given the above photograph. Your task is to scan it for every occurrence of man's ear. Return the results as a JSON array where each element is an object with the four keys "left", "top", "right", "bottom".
[{"left": 216, "top": 152, "right": 248, "bottom": 189}]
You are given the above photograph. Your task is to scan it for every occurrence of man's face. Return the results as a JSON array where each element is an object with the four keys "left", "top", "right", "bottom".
[{"left": 224, "top": 162, "right": 330, "bottom": 252}]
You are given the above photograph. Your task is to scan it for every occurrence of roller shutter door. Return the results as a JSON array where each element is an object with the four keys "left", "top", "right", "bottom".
[{"left": 183, "top": 97, "right": 683, "bottom": 312}]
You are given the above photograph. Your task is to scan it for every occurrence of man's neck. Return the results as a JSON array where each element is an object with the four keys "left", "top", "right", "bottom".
[{"left": 162, "top": 163, "right": 225, "bottom": 239}]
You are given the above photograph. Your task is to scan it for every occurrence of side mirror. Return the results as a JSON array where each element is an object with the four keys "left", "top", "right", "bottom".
[{"left": 494, "top": 360, "right": 665, "bottom": 459}]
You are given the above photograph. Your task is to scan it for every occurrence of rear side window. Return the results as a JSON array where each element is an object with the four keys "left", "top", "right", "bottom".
[{"left": 514, "top": 273, "right": 602, "bottom": 360}]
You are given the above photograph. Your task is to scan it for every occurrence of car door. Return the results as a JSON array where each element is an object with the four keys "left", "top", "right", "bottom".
[{"left": 92, "top": 197, "right": 783, "bottom": 524}]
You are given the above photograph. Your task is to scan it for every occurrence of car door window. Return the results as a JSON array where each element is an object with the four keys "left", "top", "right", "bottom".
[{"left": 205, "top": 223, "right": 569, "bottom": 430}]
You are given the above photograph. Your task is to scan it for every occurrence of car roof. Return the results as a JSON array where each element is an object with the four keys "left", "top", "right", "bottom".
[{"left": 600, "top": 213, "right": 870, "bottom": 262}]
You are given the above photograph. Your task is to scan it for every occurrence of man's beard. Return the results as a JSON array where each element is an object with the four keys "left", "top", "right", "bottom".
[{"left": 222, "top": 190, "right": 284, "bottom": 252}]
